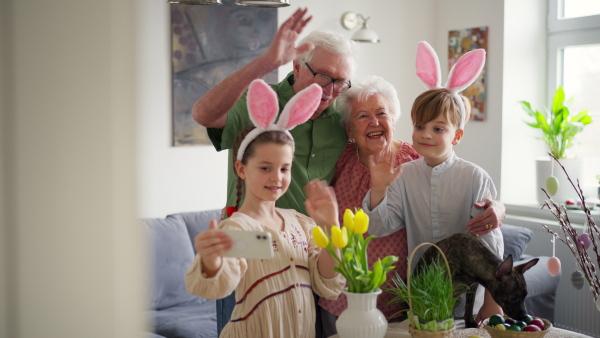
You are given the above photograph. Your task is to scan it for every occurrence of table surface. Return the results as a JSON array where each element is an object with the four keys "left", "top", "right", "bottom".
[
  {"left": 332, "top": 319, "right": 594, "bottom": 338},
  {"left": 387, "top": 320, "right": 593, "bottom": 338}
]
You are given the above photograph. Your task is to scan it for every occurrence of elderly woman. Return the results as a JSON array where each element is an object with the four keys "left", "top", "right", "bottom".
[
  {"left": 318, "top": 75, "right": 505, "bottom": 336},
  {"left": 318, "top": 76, "right": 419, "bottom": 331}
]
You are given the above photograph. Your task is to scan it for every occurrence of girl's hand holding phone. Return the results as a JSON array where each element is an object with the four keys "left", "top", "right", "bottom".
[{"left": 195, "top": 219, "right": 233, "bottom": 277}]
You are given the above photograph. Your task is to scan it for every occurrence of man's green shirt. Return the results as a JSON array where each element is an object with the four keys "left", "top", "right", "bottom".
[{"left": 207, "top": 73, "right": 348, "bottom": 215}]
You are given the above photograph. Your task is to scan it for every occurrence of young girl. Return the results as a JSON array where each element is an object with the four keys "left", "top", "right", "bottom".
[{"left": 185, "top": 80, "right": 344, "bottom": 338}]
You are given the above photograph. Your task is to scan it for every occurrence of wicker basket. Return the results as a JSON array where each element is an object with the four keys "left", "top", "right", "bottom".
[
  {"left": 408, "top": 325, "right": 455, "bottom": 338},
  {"left": 483, "top": 317, "right": 553, "bottom": 338},
  {"left": 407, "top": 243, "right": 456, "bottom": 338}
]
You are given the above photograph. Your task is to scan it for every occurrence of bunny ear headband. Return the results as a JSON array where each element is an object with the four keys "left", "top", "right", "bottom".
[
  {"left": 236, "top": 79, "right": 323, "bottom": 161},
  {"left": 415, "top": 41, "right": 486, "bottom": 129}
]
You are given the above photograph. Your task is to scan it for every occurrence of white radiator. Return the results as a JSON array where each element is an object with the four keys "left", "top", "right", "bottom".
[{"left": 508, "top": 217, "right": 600, "bottom": 337}]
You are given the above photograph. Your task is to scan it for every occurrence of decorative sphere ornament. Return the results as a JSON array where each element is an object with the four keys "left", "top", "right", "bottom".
[
  {"left": 578, "top": 233, "right": 591, "bottom": 250},
  {"left": 545, "top": 176, "right": 559, "bottom": 196},
  {"left": 571, "top": 270, "right": 584, "bottom": 290},
  {"left": 547, "top": 256, "right": 561, "bottom": 277}
]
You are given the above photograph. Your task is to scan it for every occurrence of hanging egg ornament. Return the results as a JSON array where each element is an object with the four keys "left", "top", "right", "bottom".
[
  {"left": 571, "top": 270, "right": 584, "bottom": 290},
  {"left": 578, "top": 233, "right": 591, "bottom": 250},
  {"left": 545, "top": 176, "right": 559, "bottom": 196},
  {"left": 547, "top": 235, "right": 561, "bottom": 277},
  {"left": 547, "top": 257, "right": 561, "bottom": 277}
]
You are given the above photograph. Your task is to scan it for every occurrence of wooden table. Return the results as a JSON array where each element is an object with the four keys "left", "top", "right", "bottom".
[
  {"left": 332, "top": 319, "right": 594, "bottom": 338},
  {"left": 386, "top": 320, "right": 593, "bottom": 338}
]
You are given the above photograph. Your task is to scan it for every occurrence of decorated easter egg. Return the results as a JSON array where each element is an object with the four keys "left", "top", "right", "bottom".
[
  {"left": 530, "top": 318, "right": 546, "bottom": 330},
  {"left": 547, "top": 256, "right": 561, "bottom": 276},
  {"left": 524, "top": 325, "right": 541, "bottom": 332},
  {"left": 578, "top": 233, "right": 591, "bottom": 250},
  {"left": 545, "top": 176, "right": 559, "bottom": 196},
  {"left": 571, "top": 270, "right": 584, "bottom": 290}
]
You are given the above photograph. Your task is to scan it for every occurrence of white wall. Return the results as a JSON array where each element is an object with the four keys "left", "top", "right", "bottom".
[
  {"left": 501, "top": 0, "right": 548, "bottom": 204},
  {"left": 136, "top": 1, "right": 230, "bottom": 218},
  {"left": 428, "top": 0, "right": 506, "bottom": 196},
  {"left": 1, "top": 1, "right": 146, "bottom": 337}
]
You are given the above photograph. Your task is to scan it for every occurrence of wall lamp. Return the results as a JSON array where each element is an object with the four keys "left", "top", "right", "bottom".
[
  {"left": 341, "top": 11, "right": 380, "bottom": 43},
  {"left": 167, "top": 0, "right": 290, "bottom": 6}
]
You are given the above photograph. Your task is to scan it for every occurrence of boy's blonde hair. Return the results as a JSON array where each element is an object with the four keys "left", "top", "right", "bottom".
[{"left": 410, "top": 88, "right": 471, "bottom": 129}]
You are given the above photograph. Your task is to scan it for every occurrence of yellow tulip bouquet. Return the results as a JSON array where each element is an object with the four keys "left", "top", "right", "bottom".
[{"left": 312, "top": 208, "right": 399, "bottom": 293}]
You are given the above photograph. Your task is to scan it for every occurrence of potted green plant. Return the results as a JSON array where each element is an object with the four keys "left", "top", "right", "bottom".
[
  {"left": 312, "top": 208, "right": 398, "bottom": 338},
  {"left": 386, "top": 243, "right": 463, "bottom": 337},
  {"left": 519, "top": 86, "right": 593, "bottom": 204}
]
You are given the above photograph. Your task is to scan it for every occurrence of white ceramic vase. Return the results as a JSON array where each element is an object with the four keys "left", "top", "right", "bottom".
[
  {"left": 336, "top": 289, "right": 387, "bottom": 338},
  {"left": 535, "top": 158, "right": 584, "bottom": 205}
]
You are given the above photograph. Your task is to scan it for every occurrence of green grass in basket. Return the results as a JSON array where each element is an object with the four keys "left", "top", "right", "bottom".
[{"left": 387, "top": 257, "right": 463, "bottom": 323}]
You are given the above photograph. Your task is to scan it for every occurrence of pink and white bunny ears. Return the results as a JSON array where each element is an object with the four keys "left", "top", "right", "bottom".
[
  {"left": 236, "top": 79, "right": 323, "bottom": 161},
  {"left": 415, "top": 41, "right": 485, "bottom": 129}
]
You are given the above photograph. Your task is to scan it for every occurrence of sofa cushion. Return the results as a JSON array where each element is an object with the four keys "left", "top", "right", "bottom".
[
  {"left": 171, "top": 210, "right": 222, "bottom": 254},
  {"left": 500, "top": 223, "right": 533, "bottom": 261},
  {"left": 147, "top": 299, "right": 217, "bottom": 338},
  {"left": 143, "top": 216, "right": 198, "bottom": 310}
]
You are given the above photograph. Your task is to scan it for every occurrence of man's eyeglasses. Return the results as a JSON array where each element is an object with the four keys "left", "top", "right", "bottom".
[{"left": 305, "top": 63, "right": 351, "bottom": 93}]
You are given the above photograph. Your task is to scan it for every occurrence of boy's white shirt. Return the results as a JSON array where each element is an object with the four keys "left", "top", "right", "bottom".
[{"left": 362, "top": 151, "right": 504, "bottom": 265}]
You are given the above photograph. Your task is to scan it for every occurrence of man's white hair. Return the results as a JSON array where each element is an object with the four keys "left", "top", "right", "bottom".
[
  {"left": 337, "top": 75, "right": 401, "bottom": 126},
  {"left": 297, "top": 30, "right": 359, "bottom": 78}
]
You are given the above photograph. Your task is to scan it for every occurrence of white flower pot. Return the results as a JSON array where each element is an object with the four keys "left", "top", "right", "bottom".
[
  {"left": 535, "top": 158, "right": 584, "bottom": 205},
  {"left": 336, "top": 289, "right": 387, "bottom": 338}
]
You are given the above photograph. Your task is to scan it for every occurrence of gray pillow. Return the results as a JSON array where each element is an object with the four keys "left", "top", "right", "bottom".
[
  {"left": 142, "top": 216, "right": 198, "bottom": 310},
  {"left": 500, "top": 224, "right": 533, "bottom": 261},
  {"left": 172, "top": 210, "right": 222, "bottom": 254}
]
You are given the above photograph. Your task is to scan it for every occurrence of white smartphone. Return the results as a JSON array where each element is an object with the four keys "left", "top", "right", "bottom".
[{"left": 219, "top": 229, "right": 274, "bottom": 260}]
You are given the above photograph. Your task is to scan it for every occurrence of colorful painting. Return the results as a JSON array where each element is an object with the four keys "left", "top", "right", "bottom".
[
  {"left": 171, "top": 1, "right": 278, "bottom": 146},
  {"left": 448, "top": 26, "right": 488, "bottom": 121}
]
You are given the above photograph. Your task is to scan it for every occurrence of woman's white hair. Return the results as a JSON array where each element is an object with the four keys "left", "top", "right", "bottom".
[
  {"left": 337, "top": 75, "right": 401, "bottom": 125},
  {"left": 297, "top": 30, "right": 359, "bottom": 78}
]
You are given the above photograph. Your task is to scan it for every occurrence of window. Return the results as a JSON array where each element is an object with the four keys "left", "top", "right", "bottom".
[
  {"left": 563, "top": 0, "right": 600, "bottom": 18},
  {"left": 548, "top": 0, "right": 600, "bottom": 171}
]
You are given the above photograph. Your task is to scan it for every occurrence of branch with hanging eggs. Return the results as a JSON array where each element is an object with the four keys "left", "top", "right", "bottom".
[{"left": 538, "top": 152, "right": 600, "bottom": 310}]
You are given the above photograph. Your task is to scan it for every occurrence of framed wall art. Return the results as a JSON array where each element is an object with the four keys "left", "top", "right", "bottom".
[
  {"left": 171, "top": 0, "right": 278, "bottom": 146},
  {"left": 448, "top": 26, "right": 488, "bottom": 121}
]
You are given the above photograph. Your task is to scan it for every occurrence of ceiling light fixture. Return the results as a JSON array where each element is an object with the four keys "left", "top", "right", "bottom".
[
  {"left": 167, "top": 0, "right": 222, "bottom": 4},
  {"left": 235, "top": 0, "right": 289, "bottom": 7},
  {"left": 341, "top": 11, "right": 380, "bottom": 43}
]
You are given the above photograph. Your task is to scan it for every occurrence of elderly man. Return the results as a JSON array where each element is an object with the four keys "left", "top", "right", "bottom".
[{"left": 194, "top": 8, "right": 357, "bottom": 215}]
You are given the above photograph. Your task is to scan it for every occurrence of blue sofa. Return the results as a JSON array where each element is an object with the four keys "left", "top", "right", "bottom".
[
  {"left": 142, "top": 210, "right": 221, "bottom": 338},
  {"left": 141, "top": 209, "right": 560, "bottom": 337}
]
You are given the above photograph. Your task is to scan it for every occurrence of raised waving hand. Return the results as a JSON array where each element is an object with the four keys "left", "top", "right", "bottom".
[
  {"left": 368, "top": 150, "right": 403, "bottom": 209},
  {"left": 264, "top": 8, "right": 314, "bottom": 68}
]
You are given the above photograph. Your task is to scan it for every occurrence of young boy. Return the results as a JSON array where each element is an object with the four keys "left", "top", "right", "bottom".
[{"left": 362, "top": 88, "right": 504, "bottom": 323}]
